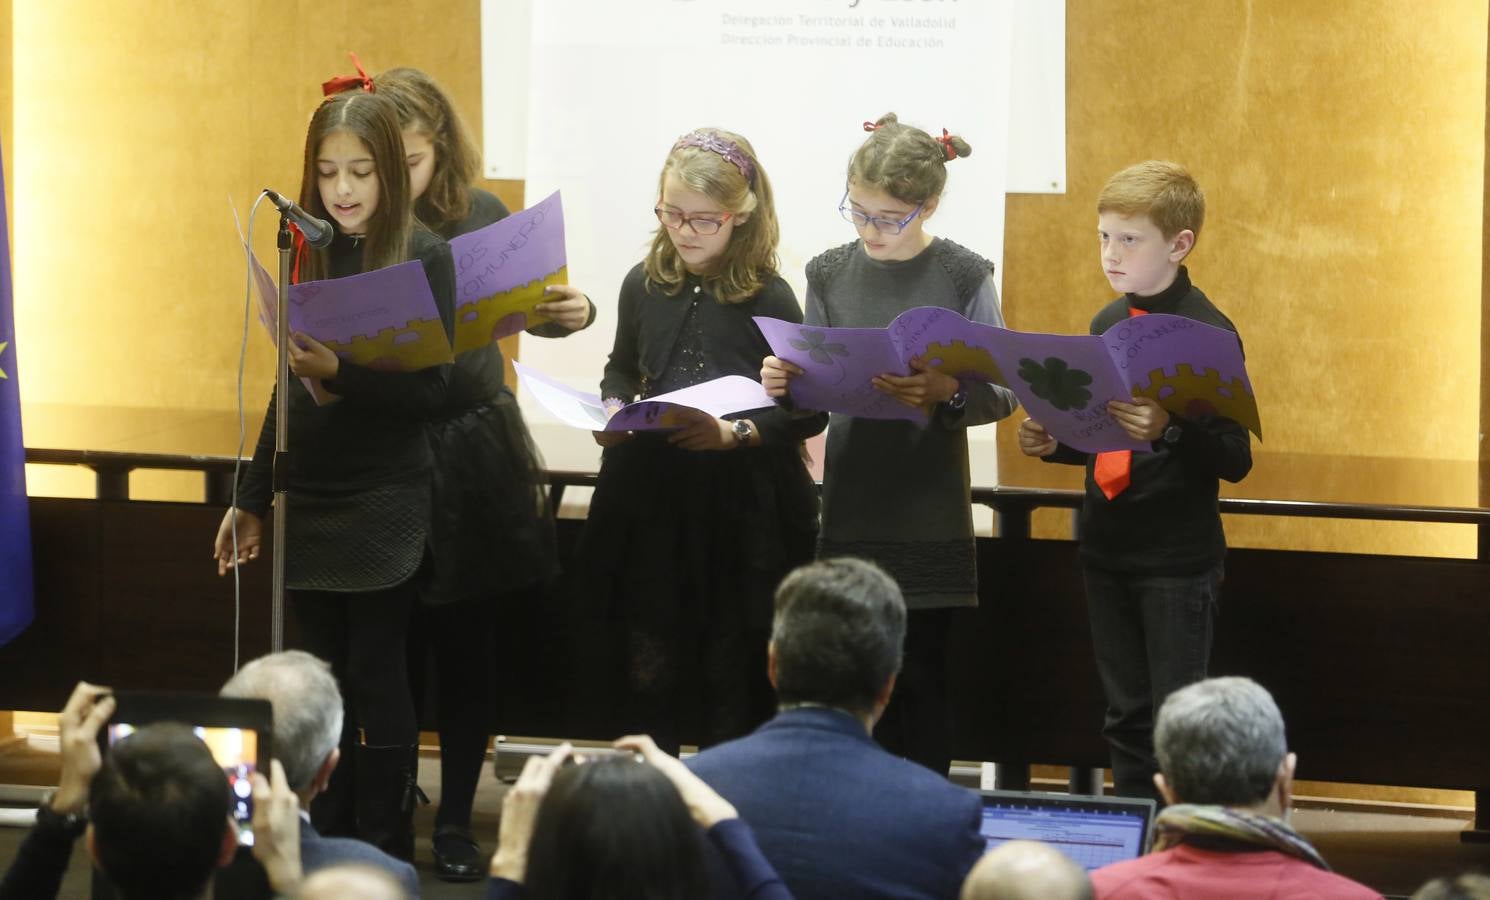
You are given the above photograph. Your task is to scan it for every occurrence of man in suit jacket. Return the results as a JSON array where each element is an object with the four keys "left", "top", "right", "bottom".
[
  {"left": 687, "top": 558, "right": 984, "bottom": 900},
  {"left": 222, "top": 652, "right": 420, "bottom": 898}
]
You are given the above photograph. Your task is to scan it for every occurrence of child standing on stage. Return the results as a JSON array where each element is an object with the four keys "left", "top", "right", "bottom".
[
  {"left": 1018, "top": 161, "right": 1251, "bottom": 801},
  {"left": 213, "top": 85, "right": 455, "bottom": 861},
  {"left": 762, "top": 113, "right": 1017, "bottom": 776},
  {"left": 579, "top": 128, "right": 824, "bottom": 755},
  {"left": 372, "top": 65, "right": 595, "bottom": 882}
]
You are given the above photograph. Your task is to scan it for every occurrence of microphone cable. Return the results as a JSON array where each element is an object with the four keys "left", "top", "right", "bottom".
[{"left": 229, "top": 192, "right": 271, "bottom": 673}]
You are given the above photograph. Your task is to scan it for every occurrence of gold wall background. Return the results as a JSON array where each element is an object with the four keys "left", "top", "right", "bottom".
[
  {"left": 12, "top": 0, "right": 520, "bottom": 499},
  {"left": 9, "top": 1, "right": 1489, "bottom": 557}
]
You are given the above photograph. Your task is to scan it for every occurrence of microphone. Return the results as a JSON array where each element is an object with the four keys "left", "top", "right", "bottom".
[{"left": 263, "top": 189, "right": 335, "bottom": 249}]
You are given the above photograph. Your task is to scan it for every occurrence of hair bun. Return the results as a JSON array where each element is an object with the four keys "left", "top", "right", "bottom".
[{"left": 935, "top": 128, "right": 972, "bottom": 161}]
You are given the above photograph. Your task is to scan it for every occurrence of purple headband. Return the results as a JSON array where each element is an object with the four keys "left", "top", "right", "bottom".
[{"left": 673, "top": 131, "right": 757, "bottom": 185}]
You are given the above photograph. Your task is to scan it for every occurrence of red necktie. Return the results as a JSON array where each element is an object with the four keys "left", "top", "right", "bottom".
[{"left": 1094, "top": 307, "right": 1147, "bottom": 500}]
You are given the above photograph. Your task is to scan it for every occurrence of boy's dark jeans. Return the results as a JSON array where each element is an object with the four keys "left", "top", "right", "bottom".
[{"left": 1083, "top": 564, "right": 1223, "bottom": 801}]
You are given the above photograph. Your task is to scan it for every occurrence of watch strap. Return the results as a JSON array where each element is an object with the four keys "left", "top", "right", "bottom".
[
  {"left": 731, "top": 418, "right": 754, "bottom": 447},
  {"left": 36, "top": 790, "right": 88, "bottom": 838}
]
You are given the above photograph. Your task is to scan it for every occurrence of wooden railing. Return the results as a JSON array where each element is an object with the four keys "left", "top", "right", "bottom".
[{"left": 16, "top": 448, "right": 1490, "bottom": 835}]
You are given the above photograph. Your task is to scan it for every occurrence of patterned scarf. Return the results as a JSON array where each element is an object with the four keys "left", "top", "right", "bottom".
[{"left": 1152, "top": 804, "right": 1331, "bottom": 871}]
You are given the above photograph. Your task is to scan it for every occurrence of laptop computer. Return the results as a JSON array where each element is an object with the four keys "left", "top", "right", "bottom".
[{"left": 978, "top": 789, "right": 1157, "bottom": 872}]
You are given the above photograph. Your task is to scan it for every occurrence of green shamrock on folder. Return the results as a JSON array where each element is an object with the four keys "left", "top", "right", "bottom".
[
  {"left": 791, "top": 329, "right": 850, "bottom": 365},
  {"left": 1018, "top": 357, "right": 1094, "bottom": 411}
]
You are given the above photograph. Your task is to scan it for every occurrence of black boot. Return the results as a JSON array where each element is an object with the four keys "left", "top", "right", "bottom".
[{"left": 355, "top": 743, "right": 420, "bottom": 862}]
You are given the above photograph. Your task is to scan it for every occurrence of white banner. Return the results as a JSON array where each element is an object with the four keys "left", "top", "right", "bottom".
[{"left": 518, "top": 0, "right": 1014, "bottom": 395}]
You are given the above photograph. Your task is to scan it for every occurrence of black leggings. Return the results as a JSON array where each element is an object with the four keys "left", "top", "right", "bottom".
[
  {"left": 292, "top": 585, "right": 418, "bottom": 748},
  {"left": 420, "top": 597, "right": 497, "bottom": 831},
  {"left": 873, "top": 607, "right": 954, "bottom": 776}
]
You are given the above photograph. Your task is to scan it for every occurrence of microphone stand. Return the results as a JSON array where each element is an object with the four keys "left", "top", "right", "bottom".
[{"left": 271, "top": 215, "right": 292, "bottom": 651}]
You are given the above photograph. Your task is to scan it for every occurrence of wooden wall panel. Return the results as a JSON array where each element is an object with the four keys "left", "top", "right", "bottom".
[{"left": 11, "top": 0, "right": 518, "bottom": 462}]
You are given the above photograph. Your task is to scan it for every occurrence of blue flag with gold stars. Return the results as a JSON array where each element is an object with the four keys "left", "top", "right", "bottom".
[{"left": 0, "top": 145, "right": 33, "bottom": 646}]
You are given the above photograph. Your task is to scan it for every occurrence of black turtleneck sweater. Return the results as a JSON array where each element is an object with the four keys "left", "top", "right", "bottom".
[
  {"left": 1044, "top": 266, "right": 1252, "bottom": 575},
  {"left": 237, "top": 228, "right": 456, "bottom": 515}
]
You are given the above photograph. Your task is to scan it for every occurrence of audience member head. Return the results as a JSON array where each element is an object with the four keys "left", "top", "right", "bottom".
[
  {"left": 961, "top": 840, "right": 1093, "bottom": 900},
  {"left": 769, "top": 557, "right": 906, "bottom": 725},
  {"left": 87, "top": 722, "right": 237, "bottom": 900},
  {"left": 522, "top": 756, "right": 707, "bottom": 899},
  {"left": 299, "top": 864, "right": 410, "bottom": 900},
  {"left": 221, "top": 650, "right": 344, "bottom": 802},
  {"left": 1154, "top": 676, "right": 1295, "bottom": 814},
  {"left": 1413, "top": 873, "right": 1490, "bottom": 900}
]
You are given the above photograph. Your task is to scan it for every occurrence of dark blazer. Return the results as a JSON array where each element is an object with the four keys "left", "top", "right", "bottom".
[
  {"left": 301, "top": 818, "right": 421, "bottom": 898},
  {"left": 687, "top": 707, "right": 984, "bottom": 900}
]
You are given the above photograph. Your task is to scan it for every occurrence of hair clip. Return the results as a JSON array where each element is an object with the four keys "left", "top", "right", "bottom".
[
  {"left": 321, "top": 51, "right": 374, "bottom": 97},
  {"left": 673, "top": 131, "right": 756, "bottom": 185},
  {"left": 936, "top": 128, "right": 957, "bottom": 161}
]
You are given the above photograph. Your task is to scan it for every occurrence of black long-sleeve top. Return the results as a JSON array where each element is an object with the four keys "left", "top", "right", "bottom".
[
  {"left": 1044, "top": 266, "right": 1253, "bottom": 575},
  {"left": 237, "top": 227, "right": 457, "bottom": 515},
  {"left": 600, "top": 263, "right": 827, "bottom": 448},
  {"left": 0, "top": 817, "right": 74, "bottom": 900},
  {"left": 434, "top": 187, "right": 596, "bottom": 417}
]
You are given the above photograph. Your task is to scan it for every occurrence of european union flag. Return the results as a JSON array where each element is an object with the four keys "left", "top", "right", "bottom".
[{"left": 0, "top": 145, "right": 33, "bottom": 646}]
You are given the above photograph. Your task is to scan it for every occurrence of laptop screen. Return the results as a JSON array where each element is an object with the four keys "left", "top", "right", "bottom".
[{"left": 978, "top": 790, "right": 1155, "bottom": 872}]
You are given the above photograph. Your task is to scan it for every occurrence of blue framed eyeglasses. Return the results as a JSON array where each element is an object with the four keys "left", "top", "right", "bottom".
[{"left": 837, "top": 190, "right": 924, "bottom": 236}]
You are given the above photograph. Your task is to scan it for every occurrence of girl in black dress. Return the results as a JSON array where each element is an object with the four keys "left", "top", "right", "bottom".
[
  {"left": 577, "top": 128, "right": 825, "bottom": 754},
  {"left": 375, "top": 66, "right": 595, "bottom": 881},
  {"left": 214, "top": 85, "right": 455, "bottom": 861}
]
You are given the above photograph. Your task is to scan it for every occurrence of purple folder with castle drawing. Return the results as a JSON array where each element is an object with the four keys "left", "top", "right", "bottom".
[
  {"left": 286, "top": 261, "right": 453, "bottom": 372},
  {"left": 448, "top": 190, "right": 567, "bottom": 348}
]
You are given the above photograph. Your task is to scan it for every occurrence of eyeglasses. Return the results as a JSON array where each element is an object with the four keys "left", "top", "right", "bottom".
[
  {"left": 837, "top": 190, "right": 924, "bottom": 236},
  {"left": 655, "top": 206, "right": 733, "bottom": 236}
]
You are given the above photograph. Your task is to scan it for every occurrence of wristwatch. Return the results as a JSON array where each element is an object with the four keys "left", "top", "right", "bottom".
[
  {"left": 36, "top": 790, "right": 88, "bottom": 839},
  {"left": 1161, "top": 422, "right": 1184, "bottom": 445},
  {"left": 731, "top": 419, "right": 755, "bottom": 448},
  {"left": 947, "top": 389, "right": 968, "bottom": 411}
]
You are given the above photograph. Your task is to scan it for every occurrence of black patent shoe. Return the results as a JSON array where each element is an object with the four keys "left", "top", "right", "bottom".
[{"left": 432, "top": 824, "right": 485, "bottom": 883}]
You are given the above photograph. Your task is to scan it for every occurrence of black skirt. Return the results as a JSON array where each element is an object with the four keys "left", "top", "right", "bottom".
[
  {"left": 285, "top": 480, "right": 429, "bottom": 592},
  {"left": 575, "top": 434, "right": 819, "bottom": 630},
  {"left": 421, "top": 391, "right": 557, "bottom": 607}
]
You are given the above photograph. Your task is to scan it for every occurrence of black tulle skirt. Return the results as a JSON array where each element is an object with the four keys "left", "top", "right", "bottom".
[
  {"left": 421, "top": 391, "right": 557, "bottom": 607},
  {"left": 567, "top": 434, "right": 819, "bottom": 745},
  {"left": 576, "top": 434, "right": 819, "bottom": 629}
]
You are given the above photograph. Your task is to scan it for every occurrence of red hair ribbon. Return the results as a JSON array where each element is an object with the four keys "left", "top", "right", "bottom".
[
  {"left": 321, "top": 51, "right": 374, "bottom": 96},
  {"left": 862, "top": 120, "right": 884, "bottom": 133},
  {"left": 936, "top": 128, "right": 957, "bottom": 161},
  {"left": 288, "top": 223, "right": 308, "bottom": 285}
]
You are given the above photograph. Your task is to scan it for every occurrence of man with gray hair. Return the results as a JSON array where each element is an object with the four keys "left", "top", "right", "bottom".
[
  {"left": 222, "top": 651, "right": 419, "bottom": 896},
  {"left": 1090, "top": 677, "right": 1379, "bottom": 899},
  {"left": 687, "top": 558, "right": 983, "bottom": 899}
]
